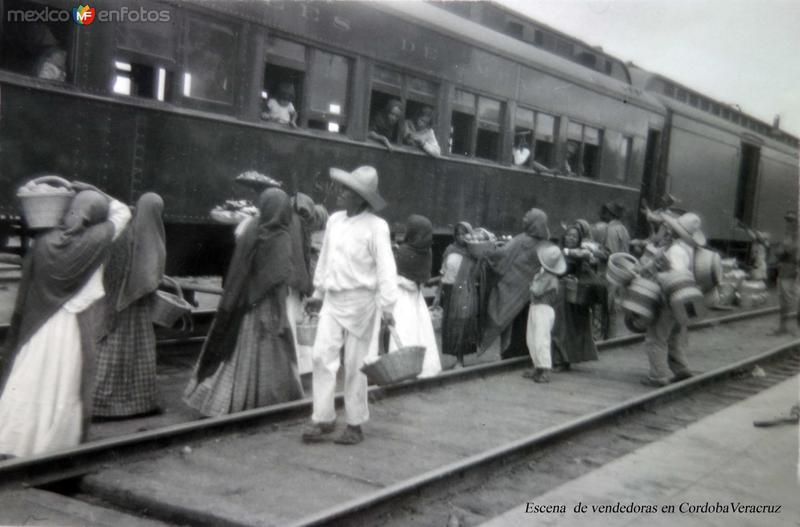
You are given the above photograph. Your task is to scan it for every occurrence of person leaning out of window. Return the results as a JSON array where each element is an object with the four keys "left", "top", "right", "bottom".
[
  {"left": 262, "top": 82, "right": 298, "bottom": 128},
  {"left": 368, "top": 99, "right": 404, "bottom": 152},
  {"left": 403, "top": 106, "right": 441, "bottom": 158}
]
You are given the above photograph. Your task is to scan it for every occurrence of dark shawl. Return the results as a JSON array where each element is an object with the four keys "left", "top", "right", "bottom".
[
  {"left": 195, "top": 188, "right": 293, "bottom": 381},
  {"left": 395, "top": 215, "right": 433, "bottom": 284},
  {"left": 2, "top": 191, "right": 114, "bottom": 388},
  {"left": 287, "top": 192, "right": 314, "bottom": 295},
  {"left": 480, "top": 209, "right": 549, "bottom": 351},
  {"left": 102, "top": 193, "right": 165, "bottom": 336}
]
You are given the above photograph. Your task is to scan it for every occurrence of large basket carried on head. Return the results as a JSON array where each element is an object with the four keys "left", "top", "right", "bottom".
[
  {"left": 152, "top": 276, "right": 193, "bottom": 328},
  {"left": 16, "top": 176, "right": 75, "bottom": 229},
  {"left": 361, "top": 326, "right": 425, "bottom": 386}
]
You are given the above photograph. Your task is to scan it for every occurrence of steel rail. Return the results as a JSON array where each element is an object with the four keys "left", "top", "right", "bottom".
[
  {"left": 0, "top": 305, "right": 783, "bottom": 489},
  {"left": 287, "top": 339, "right": 800, "bottom": 527}
]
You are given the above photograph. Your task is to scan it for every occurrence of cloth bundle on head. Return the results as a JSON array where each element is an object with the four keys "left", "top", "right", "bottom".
[
  {"left": 523, "top": 208, "right": 550, "bottom": 240},
  {"left": 396, "top": 215, "right": 433, "bottom": 284}
]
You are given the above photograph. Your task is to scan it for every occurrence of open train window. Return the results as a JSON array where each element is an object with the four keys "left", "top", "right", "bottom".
[
  {"left": 369, "top": 66, "right": 438, "bottom": 146},
  {"left": 566, "top": 121, "right": 603, "bottom": 178},
  {"left": 263, "top": 37, "right": 306, "bottom": 126},
  {"left": 449, "top": 89, "right": 503, "bottom": 161},
  {"left": 514, "top": 107, "right": 557, "bottom": 170},
  {"left": 182, "top": 16, "right": 236, "bottom": 105},
  {"left": 0, "top": 0, "right": 73, "bottom": 83},
  {"left": 112, "top": 60, "right": 172, "bottom": 101}
]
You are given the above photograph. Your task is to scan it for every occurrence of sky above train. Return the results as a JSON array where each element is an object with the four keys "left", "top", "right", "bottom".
[{"left": 497, "top": 0, "right": 800, "bottom": 138}]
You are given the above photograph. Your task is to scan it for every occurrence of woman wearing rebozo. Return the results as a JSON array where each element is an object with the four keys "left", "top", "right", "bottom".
[
  {"left": 0, "top": 182, "right": 131, "bottom": 458},
  {"left": 184, "top": 188, "right": 304, "bottom": 416}
]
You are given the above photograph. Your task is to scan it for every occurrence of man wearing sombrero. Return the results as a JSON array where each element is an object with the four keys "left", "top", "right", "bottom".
[
  {"left": 302, "top": 166, "right": 398, "bottom": 445},
  {"left": 641, "top": 211, "right": 705, "bottom": 387}
]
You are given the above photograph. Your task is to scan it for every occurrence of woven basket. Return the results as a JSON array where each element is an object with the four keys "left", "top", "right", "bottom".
[
  {"left": 606, "top": 253, "right": 638, "bottom": 287},
  {"left": 296, "top": 315, "right": 318, "bottom": 346},
  {"left": 152, "top": 276, "right": 193, "bottom": 328},
  {"left": 17, "top": 176, "right": 75, "bottom": 229},
  {"left": 361, "top": 327, "right": 425, "bottom": 386},
  {"left": 429, "top": 305, "right": 443, "bottom": 331},
  {"left": 466, "top": 240, "right": 495, "bottom": 259}
]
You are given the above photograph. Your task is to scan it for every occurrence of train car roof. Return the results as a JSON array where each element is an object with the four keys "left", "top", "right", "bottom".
[
  {"left": 630, "top": 68, "right": 799, "bottom": 152},
  {"left": 374, "top": 1, "right": 665, "bottom": 113}
]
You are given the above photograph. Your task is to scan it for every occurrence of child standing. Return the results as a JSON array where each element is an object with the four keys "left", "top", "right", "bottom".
[{"left": 523, "top": 243, "right": 566, "bottom": 383}]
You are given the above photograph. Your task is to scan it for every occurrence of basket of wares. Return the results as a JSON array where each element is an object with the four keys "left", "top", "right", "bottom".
[
  {"left": 210, "top": 199, "right": 258, "bottom": 225},
  {"left": 361, "top": 326, "right": 425, "bottom": 386},
  {"left": 464, "top": 227, "right": 497, "bottom": 259},
  {"left": 17, "top": 176, "right": 75, "bottom": 229},
  {"left": 152, "top": 276, "right": 193, "bottom": 328},
  {"left": 235, "top": 170, "right": 282, "bottom": 191}
]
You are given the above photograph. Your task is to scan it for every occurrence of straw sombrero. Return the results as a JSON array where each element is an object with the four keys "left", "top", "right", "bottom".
[
  {"left": 329, "top": 166, "right": 386, "bottom": 211},
  {"left": 662, "top": 212, "right": 706, "bottom": 247},
  {"left": 537, "top": 243, "right": 567, "bottom": 275}
]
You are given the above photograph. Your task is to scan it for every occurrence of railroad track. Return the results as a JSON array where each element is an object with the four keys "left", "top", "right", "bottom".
[{"left": 0, "top": 306, "right": 796, "bottom": 527}]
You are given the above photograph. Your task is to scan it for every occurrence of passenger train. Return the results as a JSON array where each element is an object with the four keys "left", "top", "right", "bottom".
[{"left": 0, "top": 0, "right": 796, "bottom": 275}]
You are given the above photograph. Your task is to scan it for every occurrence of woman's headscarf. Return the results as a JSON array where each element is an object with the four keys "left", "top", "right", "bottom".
[
  {"left": 117, "top": 193, "right": 166, "bottom": 310},
  {"left": 195, "top": 189, "right": 293, "bottom": 382},
  {"left": 561, "top": 224, "right": 583, "bottom": 250},
  {"left": 4, "top": 191, "right": 114, "bottom": 364},
  {"left": 575, "top": 219, "right": 592, "bottom": 241},
  {"left": 219, "top": 188, "right": 293, "bottom": 313},
  {"left": 395, "top": 215, "right": 433, "bottom": 284},
  {"left": 523, "top": 208, "right": 550, "bottom": 240},
  {"left": 443, "top": 221, "right": 473, "bottom": 260}
]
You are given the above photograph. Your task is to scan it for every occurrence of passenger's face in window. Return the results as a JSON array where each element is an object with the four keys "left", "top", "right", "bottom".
[
  {"left": 415, "top": 115, "right": 431, "bottom": 130},
  {"left": 387, "top": 107, "right": 403, "bottom": 125}
]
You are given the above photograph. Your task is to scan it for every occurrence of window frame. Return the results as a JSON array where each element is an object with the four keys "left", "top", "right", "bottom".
[
  {"left": 513, "top": 104, "right": 558, "bottom": 171},
  {"left": 449, "top": 87, "right": 505, "bottom": 162},
  {"left": 564, "top": 119, "right": 604, "bottom": 178}
]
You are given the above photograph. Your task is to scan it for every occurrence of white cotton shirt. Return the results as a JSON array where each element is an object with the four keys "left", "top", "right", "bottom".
[
  {"left": 312, "top": 210, "right": 398, "bottom": 312},
  {"left": 266, "top": 98, "right": 295, "bottom": 124},
  {"left": 440, "top": 252, "right": 463, "bottom": 285},
  {"left": 666, "top": 240, "right": 695, "bottom": 274}
]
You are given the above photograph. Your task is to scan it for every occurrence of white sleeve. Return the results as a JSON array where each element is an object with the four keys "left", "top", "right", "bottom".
[
  {"left": 108, "top": 199, "right": 132, "bottom": 240},
  {"left": 666, "top": 245, "right": 692, "bottom": 272},
  {"left": 312, "top": 220, "right": 332, "bottom": 300},
  {"left": 372, "top": 219, "right": 399, "bottom": 312}
]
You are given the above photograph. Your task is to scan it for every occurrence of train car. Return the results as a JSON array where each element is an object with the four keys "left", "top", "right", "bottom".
[
  {"left": 436, "top": 0, "right": 800, "bottom": 256},
  {"left": 629, "top": 69, "right": 799, "bottom": 256},
  {"left": 2, "top": 0, "right": 666, "bottom": 275}
]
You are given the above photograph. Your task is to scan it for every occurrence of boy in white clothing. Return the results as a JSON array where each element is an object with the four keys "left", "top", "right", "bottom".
[{"left": 524, "top": 243, "right": 565, "bottom": 383}]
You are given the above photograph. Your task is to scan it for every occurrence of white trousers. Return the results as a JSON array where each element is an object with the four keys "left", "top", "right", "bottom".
[
  {"left": 311, "top": 307, "right": 380, "bottom": 426},
  {"left": 526, "top": 304, "right": 554, "bottom": 369}
]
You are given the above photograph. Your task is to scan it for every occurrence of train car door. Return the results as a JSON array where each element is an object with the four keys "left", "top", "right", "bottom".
[
  {"left": 637, "top": 128, "right": 662, "bottom": 235},
  {"left": 734, "top": 143, "right": 761, "bottom": 226}
]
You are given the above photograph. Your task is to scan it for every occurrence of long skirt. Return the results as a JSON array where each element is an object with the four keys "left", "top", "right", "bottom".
[
  {"left": 441, "top": 283, "right": 480, "bottom": 360},
  {"left": 93, "top": 297, "right": 157, "bottom": 417},
  {"left": 0, "top": 309, "right": 83, "bottom": 457},
  {"left": 552, "top": 288, "right": 599, "bottom": 365},
  {"left": 389, "top": 284, "right": 442, "bottom": 378},
  {"left": 184, "top": 298, "right": 304, "bottom": 417}
]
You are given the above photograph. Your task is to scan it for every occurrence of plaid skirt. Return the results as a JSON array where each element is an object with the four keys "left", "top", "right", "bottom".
[
  {"left": 93, "top": 297, "right": 157, "bottom": 417},
  {"left": 184, "top": 296, "right": 304, "bottom": 417}
]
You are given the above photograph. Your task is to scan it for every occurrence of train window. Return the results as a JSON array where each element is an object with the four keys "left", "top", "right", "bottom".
[
  {"left": 182, "top": 17, "right": 236, "bottom": 104},
  {"left": 689, "top": 93, "right": 699, "bottom": 107},
  {"left": 263, "top": 37, "right": 307, "bottom": 124},
  {"left": 449, "top": 89, "right": 503, "bottom": 161},
  {"left": 711, "top": 104, "right": 721, "bottom": 116},
  {"left": 0, "top": 1, "right": 73, "bottom": 82},
  {"left": 112, "top": 60, "right": 172, "bottom": 101},
  {"left": 514, "top": 107, "right": 557, "bottom": 170},
  {"left": 373, "top": 66, "right": 403, "bottom": 89},
  {"left": 306, "top": 50, "right": 350, "bottom": 134},
  {"left": 408, "top": 76, "right": 437, "bottom": 98},
  {"left": 722, "top": 108, "right": 731, "bottom": 119},
  {"left": 369, "top": 65, "right": 439, "bottom": 145},
  {"left": 534, "top": 112, "right": 556, "bottom": 168},
  {"left": 677, "top": 89, "right": 687, "bottom": 103},
  {"left": 664, "top": 84, "right": 675, "bottom": 98},
  {"left": 505, "top": 21, "right": 524, "bottom": 39},
  {"left": 700, "top": 98, "right": 710, "bottom": 111},
  {"left": 566, "top": 121, "right": 602, "bottom": 178}
]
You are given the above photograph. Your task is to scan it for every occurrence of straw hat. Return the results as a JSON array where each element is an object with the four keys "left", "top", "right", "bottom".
[
  {"left": 537, "top": 243, "right": 567, "bottom": 275},
  {"left": 329, "top": 166, "right": 386, "bottom": 211},
  {"left": 662, "top": 212, "right": 706, "bottom": 247},
  {"left": 601, "top": 201, "right": 625, "bottom": 219}
]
